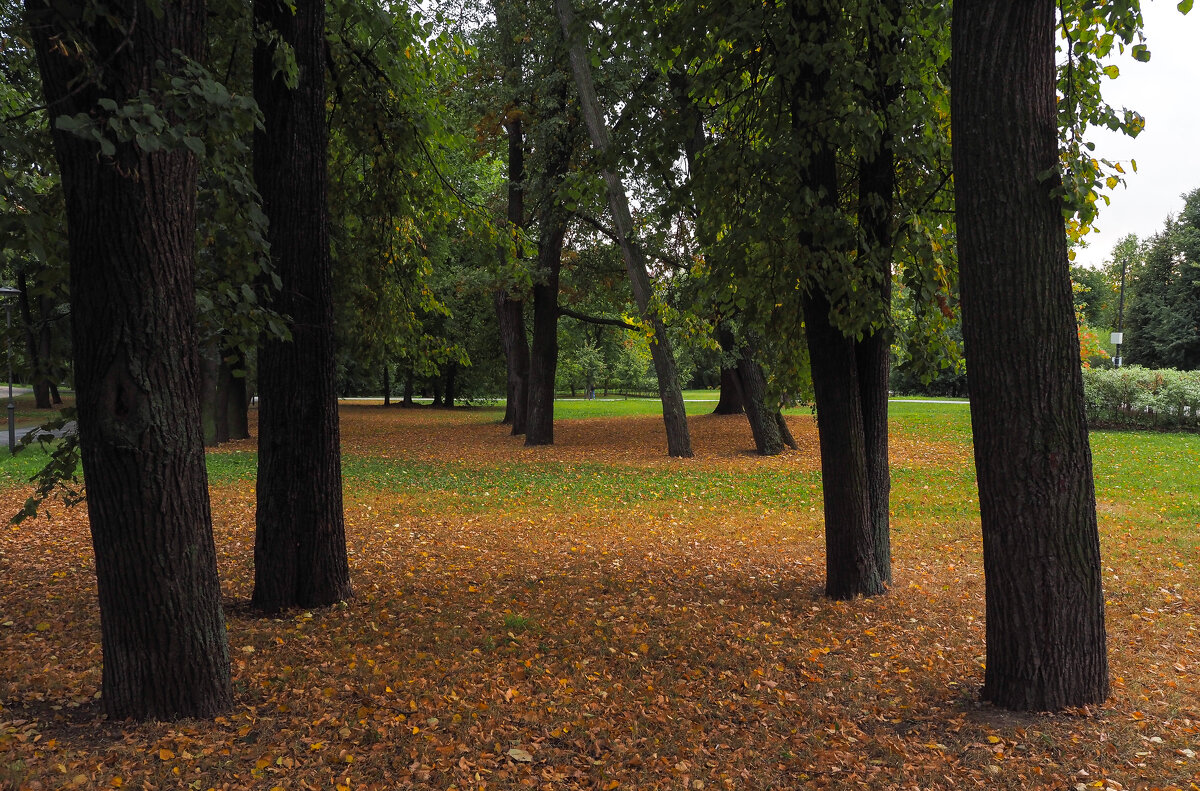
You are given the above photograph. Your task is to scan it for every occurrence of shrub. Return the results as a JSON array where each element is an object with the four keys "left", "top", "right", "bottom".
[{"left": 1081, "top": 366, "right": 1200, "bottom": 430}]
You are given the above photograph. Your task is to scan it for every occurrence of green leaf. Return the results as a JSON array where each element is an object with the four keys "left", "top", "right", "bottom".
[
  {"left": 1179, "top": 0, "right": 1194, "bottom": 14},
  {"left": 1131, "top": 44, "right": 1151, "bottom": 62}
]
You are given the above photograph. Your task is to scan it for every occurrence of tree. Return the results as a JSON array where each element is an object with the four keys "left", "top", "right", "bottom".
[
  {"left": 952, "top": 0, "right": 1108, "bottom": 710},
  {"left": 252, "top": 0, "right": 352, "bottom": 613},
  {"left": 556, "top": 0, "right": 693, "bottom": 458},
  {"left": 25, "top": 0, "right": 232, "bottom": 719}
]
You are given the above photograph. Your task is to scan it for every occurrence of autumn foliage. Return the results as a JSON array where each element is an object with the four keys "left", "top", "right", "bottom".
[{"left": 1, "top": 405, "right": 1197, "bottom": 789}]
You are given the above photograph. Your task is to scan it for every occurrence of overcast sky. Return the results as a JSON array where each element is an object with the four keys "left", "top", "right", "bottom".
[{"left": 1073, "top": 1, "right": 1200, "bottom": 269}]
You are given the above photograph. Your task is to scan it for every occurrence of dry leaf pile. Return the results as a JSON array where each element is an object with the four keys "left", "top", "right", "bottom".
[{"left": 1, "top": 406, "right": 1197, "bottom": 790}]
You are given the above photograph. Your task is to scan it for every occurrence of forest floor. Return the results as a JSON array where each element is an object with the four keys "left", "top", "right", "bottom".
[{"left": 1, "top": 401, "right": 1198, "bottom": 790}]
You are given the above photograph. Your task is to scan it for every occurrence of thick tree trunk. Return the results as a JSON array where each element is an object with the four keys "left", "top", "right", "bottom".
[
  {"left": 525, "top": 226, "right": 565, "bottom": 446},
  {"left": 252, "top": 0, "right": 352, "bottom": 614},
  {"left": 788, "top": 0, "right": 886, "bottom": 599},
  {"left": 28, "top": 0, "right": 232, "bottom": 720},
  {"left": 382, "top": 361, "right": 391, "bottom": 407},
  {"left": 735, "top": 348, "right": 785, "bottom": 456},
  {"left": 496, "top": 294, "right": 529, "bottom": 432},
  {"left": 804, "top": 291, "right": 883, "bottom": 599},
  {"left": 431, "top": 377, "right": 443, "bottom": 407},
  {"left": 402, "top": 370, "right": 414, "bottom": 407},
  {"left": 952, "top": 0, "right": 1108, "bottom": 710},
  {"left": 712, "top": 367, "right": 744, "bottom": 414},
  {"left": 557, "top": 0, "right": 693, "bottom": 458}
]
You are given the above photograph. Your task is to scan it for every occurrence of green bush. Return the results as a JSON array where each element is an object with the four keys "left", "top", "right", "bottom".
[{"left": 1081, "top": 366, "right": 1200, "bottom": 430}]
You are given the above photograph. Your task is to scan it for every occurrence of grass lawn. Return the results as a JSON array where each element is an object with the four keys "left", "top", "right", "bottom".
[{"left": 0, "top": 401, "right": 1197, "bottom": 790}]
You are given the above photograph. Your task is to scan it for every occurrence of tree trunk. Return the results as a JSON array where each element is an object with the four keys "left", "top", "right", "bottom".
[
  {"left": 17, "top": 272, "right": 51, "bottom": 408},
  {"left": 444, "top": 361, "right": 457, "bottom": 408},
  {"left": 853, "top": 3, "right": 900, "bottom": 587},
  {"left": 952, "top": 0, "right": 1108, "bottom": 710},
  {"left": 431, "top": 377, "right": 443, "bottom": 407},
  {"left": 556, "top": 0, "right": 693, "bottom": 458},
  {"left": 199, "top": 341, "right": 225, "bottom": 447},
  {"left": 712, "top": 367, "right": 744, "bottom": 414},
  {"left": 226, "top": 347, "right": 249, "bottom": 440},
  {"left": 28, "top": 0, "right": 232, "bottom": 720},
  {"left": 804, "top": 291, "right": 883, "bottom": 599},
  {"left": 525, "top": 225, "right": 565, "bottom": 446},
  {"left": 402, "top": 370, "right": 414, "bottom": 407},
  {"left": 382, "top": 361, "right": 391, "bottom": 406},
  {"left": 735, "top": 348, "right": 785, "bottom": 456},
  {"left": 252, "top": 0, "right": 352, "bottom": 614},
  {"left": 789, "top": 0, "right": 882, "bottom": 598},
  {"left": 495, "top": 1, "right": 531, "bottom": 433}
]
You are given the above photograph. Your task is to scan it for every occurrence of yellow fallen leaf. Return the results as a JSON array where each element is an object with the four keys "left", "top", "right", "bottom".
[{"left": 158, "top": 748, "right": 175, "bottom": 760}]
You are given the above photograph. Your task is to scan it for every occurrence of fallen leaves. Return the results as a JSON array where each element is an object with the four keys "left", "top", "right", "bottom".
[{"left": 0, "top": 405, "right": 1197, "bottom": 790}]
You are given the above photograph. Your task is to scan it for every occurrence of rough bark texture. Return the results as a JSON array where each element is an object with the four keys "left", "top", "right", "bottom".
[
  {"left": 952, "top": 0, "right": 1108, "bottom": 710},
  {"left": 735, "top": 349, "right": 784, "bottom": 456},
  {"left": 444, "top": 361, "right": 458, "bottom": 408},
  {"left": 27, "top": 0, "right": 232, "bottom": 720},
  {"left": 853, "top": 6, "right": 899, "bottom": 587},
  {"left": 252, "top": 0, "right": 352, "bottom": 614},
  {"left": 556, "top": 0, "right": 692, "bottom": 458},
  {"left": 789, "top": 0, "right": 884, "bottom": 598},
  {"left": 804, "top": 291, "right": 883, "bottom": 599}
]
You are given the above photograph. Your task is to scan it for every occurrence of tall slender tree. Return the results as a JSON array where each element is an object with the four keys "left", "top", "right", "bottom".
[
  {"left": 952, "top": 0, "right": 1109, "bottom": 710},
  {"left": 556, "top": 0, "right": 693, "bottom": 458},
  {"left": 252, "top": 0, "right": 353, "bottom": 613},
  {"left": 25, "top": 0, "right": 232, "bottom": 719}
]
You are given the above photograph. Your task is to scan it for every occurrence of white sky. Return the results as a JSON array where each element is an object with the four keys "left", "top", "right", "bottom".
[{"left": 1073, "top": 1, "right": 1200, "bottom": 269}]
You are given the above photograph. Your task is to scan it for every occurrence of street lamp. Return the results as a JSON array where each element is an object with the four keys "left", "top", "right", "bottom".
[{"left": 0, "top": 287, "right": 20, "bottom": 453}]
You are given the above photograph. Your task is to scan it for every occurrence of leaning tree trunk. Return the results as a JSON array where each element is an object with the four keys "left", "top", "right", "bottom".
[
  {"left": 252, "top": 0, "right": 352, "bottom": 614},
  {"left": 556, "top": 0, "right": 692, "bottom": 458},
  {"left": 952, "top": 0, "right": 1108, "bottom": 711},
  {"left": 525, "top": 225, "right": 566, "bottom": 446},
  {"left": 28, "top": 0, "right": 232, "bottom": 720}
]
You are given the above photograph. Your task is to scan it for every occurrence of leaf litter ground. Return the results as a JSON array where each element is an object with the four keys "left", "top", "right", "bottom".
[{"left": 1, "top": 403, "right": 1198, "bottom": 790}]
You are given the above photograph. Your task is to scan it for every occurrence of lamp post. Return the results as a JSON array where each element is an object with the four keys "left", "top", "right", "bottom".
[
  {"left": 0, "top": 287, "right": 20, "bottom": 453},
  {"left": 1111, "top": 256, "right": 1128, "bottom": 368}
]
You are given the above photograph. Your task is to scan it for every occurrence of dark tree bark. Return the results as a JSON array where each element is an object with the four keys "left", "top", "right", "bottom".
[
  {"left": 557, "top": 0, "right": 693, "bottom": 457},
  {"left": 853, "top": 3, "right": 900, "bottom": 587},
  {"left": 712, "top": 367, "right": 744, "bottom": 415},
  {"left": 431, "top": 376, "right": 443, "bottom": 407},
  {"left": 444, "top": 361, "right": 458, "bottom": 408},
  {"left": 402, "top": 370, "right": 414, "bottom": 407},
  {"left": 735, "top": 347, "right": 786, "bottom": 456},
  {"left": 790, "top": 0, "right": 884, "bottom": 599},
  {"left": 199, "top": 342, "right": 230, "bottom": 446},
  {"left": 27, "top": 0, "right": 232, "bottom": 720},
  {"left": 252, "top": 0, "right": 352, "bottom": 614},
  {"left": 494, "top": 0, "right": 531, "bottom": 434},
  {"left": 382, "top": 361, "right": 391, "bottom": 407},
  {"left": 525, "top": 225, "right": 565, "bottom": 445},
  {"left": 17, "top": 271, "right": 52, "bottom": 409},
  {"left": 226, "top": 348, "right": 249, "bottom": 440},
  {"left": 952, "top": 0, "right": 1108, "bottom": 710}
]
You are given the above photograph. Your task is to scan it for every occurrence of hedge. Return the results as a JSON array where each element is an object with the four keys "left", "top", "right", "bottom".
[{"left": 1081, "top": 366, "right": 1200, "bottom": 430}]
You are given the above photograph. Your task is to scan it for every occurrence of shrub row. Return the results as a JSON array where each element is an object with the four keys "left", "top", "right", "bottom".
[{"left": 1082, "top": 366, "right": 1200, "bottom": 430}]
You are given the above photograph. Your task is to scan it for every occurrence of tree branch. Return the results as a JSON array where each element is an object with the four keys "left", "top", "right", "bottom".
[{"left": 558, "top": 304, "right": 640, "bottom": 331}]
